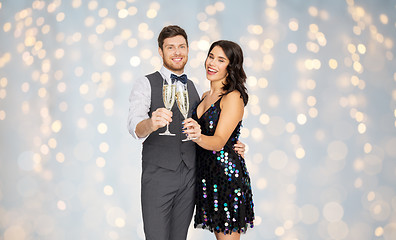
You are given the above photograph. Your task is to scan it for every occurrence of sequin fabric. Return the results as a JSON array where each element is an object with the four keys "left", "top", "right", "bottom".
[{"left": 193, "top": 97, "right": 255, "bottom": 234}]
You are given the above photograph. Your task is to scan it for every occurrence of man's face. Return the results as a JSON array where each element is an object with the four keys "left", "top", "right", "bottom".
[{"left": 158, "top": 35, "right": 188, "bottom": 75}]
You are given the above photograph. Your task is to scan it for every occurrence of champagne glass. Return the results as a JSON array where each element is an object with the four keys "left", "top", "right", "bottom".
[
  {"left": 176, "top": 83, "right": 194, "bottom": 141},
  {"left": 159, "top": 78, "right": 176, "bottom": 136}
]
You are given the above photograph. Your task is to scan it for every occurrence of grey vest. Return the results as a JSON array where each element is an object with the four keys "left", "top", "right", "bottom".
[{"left": 142, "top": 71, "right": 200, "bottom": 170}]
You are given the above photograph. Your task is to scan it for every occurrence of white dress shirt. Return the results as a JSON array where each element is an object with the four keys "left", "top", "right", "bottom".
[{"left": 127, "top": 66, "right": 201, "bottom": 141}]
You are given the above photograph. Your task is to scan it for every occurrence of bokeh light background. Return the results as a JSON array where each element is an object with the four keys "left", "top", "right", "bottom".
[{"left": 1, "top": 0, "right": 396, "bottom": 239}]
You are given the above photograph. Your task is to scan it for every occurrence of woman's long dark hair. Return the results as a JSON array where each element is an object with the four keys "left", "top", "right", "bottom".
[{"left": 207, "top": 40, "right": 248, "bottom": 106}]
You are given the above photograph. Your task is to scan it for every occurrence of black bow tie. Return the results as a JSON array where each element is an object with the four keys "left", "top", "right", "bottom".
[{"left": 170, "top": 74, "right": 187, "bottom": 84}]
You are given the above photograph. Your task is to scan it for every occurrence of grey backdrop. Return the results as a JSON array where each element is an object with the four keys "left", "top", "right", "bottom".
[{"left": 0, "top": 0, "right": 396, "bottom": 239}]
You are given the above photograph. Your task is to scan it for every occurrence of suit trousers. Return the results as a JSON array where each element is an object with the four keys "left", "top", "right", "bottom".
[{"left": 141, "top": 161, "right": 195, "bottom": 240}]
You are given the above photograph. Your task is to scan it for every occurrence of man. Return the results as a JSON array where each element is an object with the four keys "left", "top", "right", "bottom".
[{"left": 127, "top": 25, "right": 245, "bottom": 240}]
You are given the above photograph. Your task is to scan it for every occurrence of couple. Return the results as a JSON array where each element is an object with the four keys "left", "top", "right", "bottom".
[{"left": 127, "top": 25, "right": 254, "bottom": 240}]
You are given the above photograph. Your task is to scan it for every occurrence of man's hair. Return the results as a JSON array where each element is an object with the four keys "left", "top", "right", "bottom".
[{"left": 157, "top": 25, "right": 188, "bottom": 50}]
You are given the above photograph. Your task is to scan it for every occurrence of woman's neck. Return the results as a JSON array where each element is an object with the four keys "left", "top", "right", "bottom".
[{"left": 209, "top": 81, "right": 224, "bottom": 96}]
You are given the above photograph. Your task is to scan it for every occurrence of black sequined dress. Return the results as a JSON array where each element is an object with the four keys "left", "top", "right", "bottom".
[{"left": 193, "top": 97, "right": 254, "bottom": 234}]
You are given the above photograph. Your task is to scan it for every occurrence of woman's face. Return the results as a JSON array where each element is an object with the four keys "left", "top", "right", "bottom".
[{"left": 205, "top": 46, "right": 229, "bottom": 83}]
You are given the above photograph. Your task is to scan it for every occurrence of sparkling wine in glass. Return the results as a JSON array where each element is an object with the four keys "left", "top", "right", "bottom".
[
  {"left": 176, "top": 84, "right": 194, "bottom": 141},
  {"left": 159, "top": 79, "right": 176, "bottom": 136}
]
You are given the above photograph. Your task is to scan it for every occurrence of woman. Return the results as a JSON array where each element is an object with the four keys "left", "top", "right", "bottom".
[{"left": 183, "top": 40, "right": 254, "bottom": 240}]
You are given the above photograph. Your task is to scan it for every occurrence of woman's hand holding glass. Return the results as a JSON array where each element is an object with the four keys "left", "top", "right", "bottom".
[{"left": 182, "top": 118, "right": 201, "bottom": 141}]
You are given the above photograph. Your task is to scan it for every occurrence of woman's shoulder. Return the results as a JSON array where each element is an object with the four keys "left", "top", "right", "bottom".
[
  {"left": 221, "top": 90, "right": 244, "bottom": 106},
  {"left": 223, "top": 90, "right": 243, "bottom": 100}
]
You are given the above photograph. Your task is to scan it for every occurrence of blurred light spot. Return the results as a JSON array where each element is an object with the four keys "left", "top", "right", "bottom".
[
  {"left": 147, "top": 9, "right": 157, "bottom": 19},
  {"left": 48, "top": 138, "right": 57, "bottom": 149},
  {"left": 290, "top": 91, "right": 303, "bottom": 105},
  {"left": 240, "top": 128, "right": 249, "bottom": 138},
  {"left": 308, "top": 6, "right": 318, "bottom": 17},
  {"left": 130, "top": 56, "right": 141, "bottom": 67},
  {"left": 198, "top": 39, "right": 210, "bottom": 51},
  {"left": 328, "top": 221, "right": 349, "bottom": 239},
  {"left": 328, "top": 141, "right": 348, "bottom": 160},
  {"left": 118, "top": 9, "right": 128, "bottom": 18},
  {"left": 106, "top": 207, "right": 126, "bottom": 228},
  {"left": 247, "top": 76, "right": 257, "bottom": 87},
  {"left": 51, "top": 120, "right": 62, "bottom": 133},
  {"left": 265, "top": 8, "right": 279, "bottom": 22},
  {"left": 354, "top": 111, "right": 364, "bottom": 122},
  {"left": 57, "top": 200, "right": 66, "bottom": 210},
  {"left": 308, "top": 108, "right": 318, "bottom": 118},
  {"left": 329, "top": 58, "right": 338, "bottom": 69},
  {"left": 103, "top": 53, "right": 116, "bottom": 66},
  {"left": 370, "top": 201, "right": 391, "bottom": 221},
  {"left": 379, "top": 14, "right": 388, "bottom": 24},
  {"left": 56, "top": 152, "right": 65, "bottom": 163},
  {"left": 353, "top": 158, "right": 364, "bottom": 172},
  {"left": 296, "top": 147, "right": 305, "bottom": 159},
  {"left": 357, "top": 44, "right": 366, "bottom": 54},
  {"left": 267, "top": 0, "right": 277, "bottom": 7},
  {"left": 251, "top": 128, "right": 263, "bottom": 140},
  {"left": 248, "top": 25, "right": 263, "bottom": 35},
  {"left": 59, "top": 101, "right": 68, "bottom": 112},
  {"left": 57, "top": 82, "right": 66, "bottom": 92},
  {"left": 55, "top": 48, "right": 65, "bottom": 59},
  {"left": 99, "top": 142, "right": 109, "bottom": 153},
  {"left": 115, "top": 218, "right": 126, "bottom": 228},
  {"left": 289, "top": 18, "right": 299, "bottom": 31},
  {"left": 96, "top": 157, "right": 106, "bottom": 168},
  {"left": 128, "top": 6, "right": 138, "bottom": 16},
  {"left": 353, "top": 61, "right": 363, "bottom": 73},
  {"left": 104, "top": 185, "right": 114, "bottom": 196},
  {"left": 250, "top": 105, "right": 261, "bottom": 116},
  {"left": 80, "top": 83, "right": 89, "bottom": 94},
  {"left": 268, "top": 95, "right": 279, "bottom": 108},
  {"left": 72, "top": 0, "right": 82, "bottom": 8},
  {"left": 300, "top": 204, "right": 319, "bottom": 224},
  {"left": 267, "top": 116, "right": 285, "bottom": 136},
  {"left": 205, "top": 5, "right": 216, "bottom": 15},
  {"left": 323, "top": 202, "right": 344, "bottom": 222},
  {"left": 199, "top": 21, "right": 210, "bottom": 31},
  {"left": 285, "top": 122, "right": 296, "bottom": 133},
  {"left": 40, "top": 144, "right": 49, "bottom": 155},
  {"left": 358, "top": 123, "right": 366, "bottom": 134},
  {"left": 275, "top": 226, "right": 285, "bottom": 236},
  {"left": 257, "top": 178, "right": 267, "bottom": 190},
  {"left": 260, "top": 114, "right": 270, "bottom": 125},
  {"left": 56, "top": 12, "right": 65, "bottom": 22},
  {"left": 286, "top": 184, "right": 296, "bottom": 194},
  {"left": 140, "top": 49, "right": 152, "bottom": 59},
  {"left": 288, "top": 43, "right": 297, "bottom": 53},
  {"left": 0, "top": 110, "right": 6, "bottom": 120},
  {"left": 354, "top": 178, "right": 363, "bottom": 188},
  {"left": 268, "top": 150, "right": 288, "bottom": 170},
  {"left": 297, "top": 114, "right": 307, "bottom": 125},
  {"left": 3, "top": 225, "right": 26, "bottom": 240},
  {"left": 348, "top": 43, "right": 356, "bottom": 53},
  {"left": 375, "top": 226, "right": 384, "bottom": 237},
  {"left": 3, "top": 22, "right": 11, "bottom": 32},
  {"left": 98, "top": 123, "right": 108, "bottom": 134}
]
